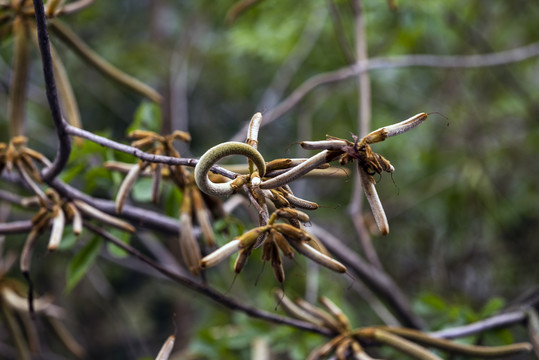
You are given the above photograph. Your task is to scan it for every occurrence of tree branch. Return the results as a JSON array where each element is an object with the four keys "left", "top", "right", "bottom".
[
  {"left": 245, "top": 41, "right": 539, "bottom": 133},
  {"left": 310, "top": 223, "right": 425, "bottom": 329},
  {"left": 83, "top": 221, "right": 334, "bottom": 337},
  {"left": 32, "top": 0, "right": 72, "bottom": 181},
  {"left": 430, "top": 310, "right": 527, "bottom": 340},
  {"left": 66, "top": 125, "right": 236, "bottom": 179}
]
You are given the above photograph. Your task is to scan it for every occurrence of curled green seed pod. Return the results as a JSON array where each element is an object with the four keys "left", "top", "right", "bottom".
[{"left": 194, "top": 142, "right": 266, "bottom": 197}]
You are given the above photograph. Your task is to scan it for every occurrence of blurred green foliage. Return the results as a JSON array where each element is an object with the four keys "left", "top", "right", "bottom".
[{"left": 1, "top": 0, "right": 539, "bottom": 359}]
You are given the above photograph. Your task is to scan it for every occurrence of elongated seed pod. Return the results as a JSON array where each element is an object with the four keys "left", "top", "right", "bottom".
[
  {"left": 45, "top": 0, "right": 63, "bottom": 16},
  {"left": 179, "top": 212, "right": 201, "bottom": 275},
  {"left": 371, "top": 329, "right": 443, "bottom": 360},
  {"left": 155, "top": 335, "right": 175, "bottom": 360},
  {"left": 201, "top": 240, "right": 241, "bottom": 269},
  {"left": 283, "top": 193, "right": 319, "bottom": 210},
  {"left": 1, "top": 288, "right": 53, "bottom": 313},
  {"left": 48, "top": 40, "right": 83, "bottom": 137},
  {"left": 272, "top": 230, "right": 294, "bottom": 259},
  {"left": 266, "top": 158, "right": 293, "bottom": 172},
  {"left": 270, "top": 245, "right": 285, "bottom": 283},
  {"left": 527, "top": 309, "right": 539, "bottom": 356},
  {"left": 237, "top": 226, "right": 270, "bottom": 248},
  {"left": 295, "top": 298, "right": 342, "bottom": 332},
  {"left": 319, "top": 297, "right": 351, "bottom": 331},
  {"left": 73, "top": 200, "right": 135, "bottom": 233},
  {"left": 246, "top": 112, "right": 262, "bottom": 149},
  {"left": 272, "top": 223, "right": 311, "bottom": 241},
  {"left": 261, "top": 150, "right": 336, "bottom": 190},
  {"left": 300, "top": 140, "right": 348, "bottom": 150},
  {"left": 363, "top": 113, "right": 428, "bottom": 144},
  {"left": 191, "top": 187, "right": 215, "bottom": 246},
  {"left": 9, "top": 17, "right": 29, "bottom": 137},
  {"left": 49, "top": 20, "right": 163, "bottom": 103},
  {"left": 65, "top": 202, "right": 82, "bottom": 235},
  {"left": 128, "top": 129, "right": 158, "bottom": 139},
  {"left": 358, "top": 167, "right": 389, "bottom": 235},
  {"left": 234, "top": 246, "right": 253, "bottom": 274},
  {"left": 151, "top": 162, "right": 162, "bottom": 204},
  {"left": 274, "top": 208, "right": 310, "bottom": 223},
  {"left": 171, "top": 130, "right": 191, "bottom": 142},
  {"left": 273, "top": 289, "right": 325, "bottom": 327},
  {"left": 306, "top": 334, "right": 348, "bottom": 360},
  {"left": 115, "top": 163, "right": 142, "bottom": 213},
  {"left": 335, "top": 338, "right": 355, "bottom": 360},
  {"left": 21, "top": 228, "right": 40, "bottom": 274},
  {"left": 194, "top": 142, "right": 266, "bottom": 197},
  {"left": 288, "top": 239, "right": 346, "bottom": 273},
  {"left": 48, "top": 207, "right": 65, "bottom": 251},
  {"left": 381, "top": 326, "right": 533, "bottom": 358}
]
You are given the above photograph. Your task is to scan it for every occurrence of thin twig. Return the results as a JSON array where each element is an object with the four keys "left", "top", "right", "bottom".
[
  {"left": 310, "top": 223, "right": 425, "bottom": 329},
  {"left": 66, "top": 125, "right": 236, "bottom": 179},
  {"left": 32, "top": 0, "right": 72, "bottom": 181},
  {"left": 429, "top": 310, "right": 528, "bottom": 340},
  {"left": 231, "top": 40, "right": 539, "bottom": 139},
  {"left": 83, "top": 221, "right": 333, "bottom": 336},
  {"left": 349, "top": 0, "right": 383, "bottom": 270}
]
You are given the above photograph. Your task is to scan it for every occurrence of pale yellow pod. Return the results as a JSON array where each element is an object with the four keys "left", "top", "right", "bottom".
[
  {"left": 288, "top": 239, "right": 346, "bottom": 273},
  {"left": 73, "top": 199, "right": 135, "bottom": 233},
  {"left": 200, "top": 240, "right": 241, "bottom": 269},
  {"left": 48, "top": 207, "right": 65, "bottom": 251},
  {"left": 115, "top": 163, "right": 142, "bottom": 214},
  {"left": 155, "top": 335, "right": 175, "bottom": 360},
  {"left": 358, "top": 166, "right": 389, "bottom": 235}
]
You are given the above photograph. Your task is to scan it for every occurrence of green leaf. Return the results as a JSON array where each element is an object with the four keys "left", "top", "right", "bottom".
[
  {"left": 66, "top": 236, "right": 103, "bottom": 292},
  {"left": 106, "top": 228, "right": 131, "bottom": 258},
  {"left": 128, "top": 100, "right": 162, "bottom": 134},
  {"left": 132, "top": 177, "right": 153, "bottom": 202}
]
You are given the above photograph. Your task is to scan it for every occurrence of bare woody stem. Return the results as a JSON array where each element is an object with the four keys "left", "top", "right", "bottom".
[
  {"left": 83, "top": 221, "right": 333, "bottom": 337},
  {"left": 32, "top": 0, "right": 72, "bottom": 181}
]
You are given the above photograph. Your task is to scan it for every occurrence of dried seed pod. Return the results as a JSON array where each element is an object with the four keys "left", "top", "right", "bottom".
[
  {"left": 271, "top": 252, "right": 285, "bottom": 283},
  {"left": 115, "top": 162, "right": 143, "bottom": 213},
  {"left": 20, "top": 227, "right": 40, "bottom": 274},
  {"left": 48, "top": 206, "right": 65, "bottom": 251},
  {"left": 300, "top": 140, "right": 348, "bottom": 151},
  {"left": 283, "top": 193, "right": 319, "bottom": 210},
  {"left": 363, "top": 113, "right": 428, "bottom": 144},
  {"left": 267, "top": 189, "right": 290, "bottom": 208},
  {"left": 49, "top": 20, "right": 163, "bottom": 104},
  {"left": 171, "top": 130, "right": 191, "bottom": 142},
  {"left": 272, "top": 223, "right": 311, "bottom": 241},
  {"left": 201, "top": 240, "right": 241, "bottom": 269},
  {"left": 266, "top": 158, "right": 293, "bottom": 172},
  {"left": 272, "top": 229, "right": 294, "bottom": 259},
  {"left": 273, "top": 289, "right": 325, "bottom": 327},
  {"left": 191, "top": 187, "right": 215, "bottom": 246},
  {"left": 179, "top": 212, "right": 201, "bottom": 275},
  {"left": 358, "top": 166, "right": 389, "bottom": 235},
  {"left": 8, "top": 17, "right": 29, "bottom": 137},
  {"left": 370, "top": 329, "right": 442, "bottom": 360},
  {"left": 73, "top": 200, "right": 135, "bottom": 233},
  {"left": 295, "top": 298, "right": 342, "bottom": 332},
  {"left": 237, "top": 226, "right": 270, "bottom": 249},
  {"left": 64, "top": 202, "right": 82, "bottom": 235},
  {"left": 155, "top": 335, "right": 175, "bottom": 360},
  {"left": 234, "top": 245, "right": 253, "bottom": 274},
  {"left": 287, "top": 239, "right": 346, "bottom": 273},
  {"left": 274, "top": 208, "right": 310, "bottom": 223},
  {"left": 319, "top": 297, "right": 351, "bottom": 331},
  {"left": 128, "top": 129, "right": 158, "bottom": 140}
]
